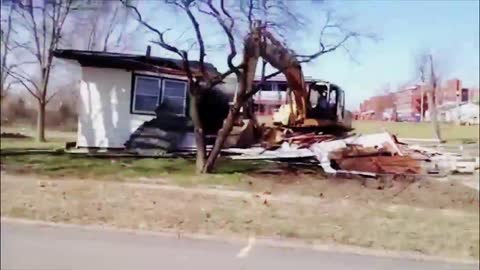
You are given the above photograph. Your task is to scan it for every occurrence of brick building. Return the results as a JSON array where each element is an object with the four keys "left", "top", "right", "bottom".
[
  {"left": 436, "top": 78, "right": 477, "bottom": 105},
  {"left": 359, "top": 93, "right": 395, "bottom": 120},
  {"left": 358, "top": 78, "right": 477, "bottom": 122},
  {"left": 438, "top": 78, "right": 461, "bottom": 105},
  {"left": 393, "top": 85, "right": 428, "bottom": 121},
  {"left": 358, "top": 97, "right": 376, "bottom": 120}
]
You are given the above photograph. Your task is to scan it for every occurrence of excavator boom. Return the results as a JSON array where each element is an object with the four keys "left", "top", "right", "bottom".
[{"left": 243, "top": 23, "right": 351, "bottom": 130}]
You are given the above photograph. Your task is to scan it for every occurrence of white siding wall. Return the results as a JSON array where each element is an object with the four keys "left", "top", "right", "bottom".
[{"left": 77, "top": 67, "right": 155, "bottom": 148}]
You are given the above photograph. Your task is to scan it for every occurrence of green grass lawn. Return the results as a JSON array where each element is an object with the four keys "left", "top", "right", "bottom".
[
  {"left": 0, "top": 153, "right": 271, "bottom": 186},
  {"left": 353, "top": 120, "right": 479, "bottom": 144},
  {"left": 0, "top": 125, "right": 280, "bottom": 183},
  {"left": 1, "top": 122, "right": 477, "bottom": 185}
]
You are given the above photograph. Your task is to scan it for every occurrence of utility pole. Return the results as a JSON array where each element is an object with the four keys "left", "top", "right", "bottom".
[
  {"left": 420, "top": 85, "right": 424, "bottom": 121},
  {"left": 456, "top": 79, "right": 461, "bottom": 125}
]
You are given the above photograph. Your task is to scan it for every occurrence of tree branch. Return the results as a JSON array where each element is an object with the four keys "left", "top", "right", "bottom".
[
  {"left": 210, "top": 63, "right": 244, "bottom": 87},
  {"left": 87, "top": 18, "right": 98, "bottom": 50},
  {"left": 242, "top": 70, "right": 282, "bottom": 101},
  {"left": 6, "top": 70, "right": 41, "bottom": 100},
  {"left": 290, "top": 10, "right": 369, "bottom": 64},
  {"left": 21, "top": 1, "right": 44, "bottom": 65},
  {"left": 296, "top": 32, "right": 358, "bottom": 63},
  {"left": 1, "top": 2, "right": 14, "bottom": 78},
  {"left": 247, "top": 0, "right": 254, "bottom": 29},
  {"left": 103, "top": 5, "right": 120, "bottom": 52},
  {"left": 122, "top": 1, "right": 186, "bottom": 59},
  {"left": 182, "top": 0, "right": 208, "bottom": 79},
  {"left": 2, "top": 61, "right": 38, "bottom": 81},
  {"left": 203, "top": 0, "right": 239, "bottom": 76},
  {"left": 42, "top": 1, "right": 47, "bottom": 66},
  {"left": 46, "top": 90, "right": 59, "bottom": 104}
]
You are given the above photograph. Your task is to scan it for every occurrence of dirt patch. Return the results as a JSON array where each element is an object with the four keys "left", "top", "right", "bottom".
[
  {"left": 1, "top": 174, "right": 478, "bottom": 260},
  {"left": 3, "top": 152, "right": 477, "bottom": 213},
  {"left": 238, "top": 174, "right": 479, "bottom": 212}
]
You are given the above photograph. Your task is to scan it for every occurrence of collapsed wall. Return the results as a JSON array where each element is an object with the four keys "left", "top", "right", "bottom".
[{"left": 125, "top": 86, "right": 233, "bottom": 152}]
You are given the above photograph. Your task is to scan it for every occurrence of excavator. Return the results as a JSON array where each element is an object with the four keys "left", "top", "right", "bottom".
[
  {"left": 241, "top": 22, "right": 352, "bottom": 132},
  {"left": 127, "top": 22, "right": 351, "bottom": 153}
]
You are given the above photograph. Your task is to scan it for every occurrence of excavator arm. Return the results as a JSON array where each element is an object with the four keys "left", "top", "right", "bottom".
[
  {"left": 242, "top": 24, "right": 309, "bottom": 125},
  {"left": 241, "top": 23, "right": 351, "bottom": 130}
]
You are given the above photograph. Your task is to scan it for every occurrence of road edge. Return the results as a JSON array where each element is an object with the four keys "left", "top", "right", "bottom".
[{"left": 2, "top": 217, "right": 478, "bottom": 265}]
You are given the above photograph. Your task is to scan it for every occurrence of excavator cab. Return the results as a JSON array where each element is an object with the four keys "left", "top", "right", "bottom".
[
  {"left": 307, "top": 81, "right": 347, "bottom": 124},
  {"left": 272, "top": 80, "right": 351, "bottom": 130}
]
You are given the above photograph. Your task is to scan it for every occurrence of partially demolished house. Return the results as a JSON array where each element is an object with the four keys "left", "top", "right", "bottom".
[
  {"left": 53, "top": 49, "right": 235, "bottom": 151},
  {"left": 53, "top": 49, "right": 478, "bottom": 178}
]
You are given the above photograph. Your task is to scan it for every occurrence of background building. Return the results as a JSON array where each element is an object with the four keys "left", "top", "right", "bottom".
[
  {"left": 359, "top": 93, "right": 395, "bottom": 120},
  {"left": 252, "top": 74, "right": 316, "bottom": 116},
  {"left": 358, "top": 78, "right": 479, "bottom": 122}
]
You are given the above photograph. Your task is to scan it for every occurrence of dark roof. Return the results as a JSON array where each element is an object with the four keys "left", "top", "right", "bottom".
[{"left": 53, "top": 49, "right": 219, "bottom": 76}]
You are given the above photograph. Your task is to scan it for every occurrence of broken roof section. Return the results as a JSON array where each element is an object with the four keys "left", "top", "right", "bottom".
[{"left": 53, "top": 49, "right": 220, "bottom": 77}]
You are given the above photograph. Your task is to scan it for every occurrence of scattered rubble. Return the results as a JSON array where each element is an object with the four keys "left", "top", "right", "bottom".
[
  {"left": 223, "top": 130, "right": 479, "bottom": 177},
  {"left": 226, "top": 142, "right": 315, "bottom": 160}
]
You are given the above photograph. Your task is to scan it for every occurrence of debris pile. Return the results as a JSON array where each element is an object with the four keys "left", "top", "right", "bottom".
[{"left": 224, "top": 131, "right": 478, "bottom": 177}]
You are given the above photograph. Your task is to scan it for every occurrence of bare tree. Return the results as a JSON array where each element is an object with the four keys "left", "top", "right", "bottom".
[
  {"left": 124, "top": 0, "right": 368, "bottom": 173},
  {"left": 6, "top": 0, "right": 79, "bottom": 142},
  {"left": 1, "top": 2, "right": 17, "bottom": 101},
  {"left": 68, "top": 1, "right": 140, "bottom": 52},
  {"left": 416, "top": 52, "right": 443, "bottom": 141}
]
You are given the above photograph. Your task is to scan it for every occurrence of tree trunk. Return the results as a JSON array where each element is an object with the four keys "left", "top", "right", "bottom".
[
  {"left": 194, "top": 128, "right": 206, "bottom": 172},
  {"left": 203, "top": 53, "right": 258, "bottom": 173},
  {"left": 37, "top": 67, "right": 51, "bottom": 143},
  {"left": 36, "top": 100, "right": 46, "bottom": 142},
  {"left": 244, "top": 99, "right": 261, "bottom": 138},
  {"left": 420, "top": 88, "right": 424, "bottom": 121},
  {"left": 202, "top": 105, "right": 241, "bottom": 173},
  {"left": 189, "top": 93, "right": 206, "bottom": 173},
  {"left": 427, "top": 90, "right": 442, "bottom": 141}
]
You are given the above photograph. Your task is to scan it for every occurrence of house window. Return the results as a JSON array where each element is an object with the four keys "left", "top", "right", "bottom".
[
  {"left": 277, "top": 83, "right": 288, "bottom": 92},
  {"left": 133, "top": 76, "right": 162, "bottom": 114},
  {"left": 256, "top": 82, "right": 274, "bottom": 91},
  {"left": 132, "top": 75, "right": 188, "bottom": 116},
  {"left": 162, "top": 79, "right": 188, "bottom": 115},
  {"left": 259, "top": 104, "right": 265, "bottom": 113}
]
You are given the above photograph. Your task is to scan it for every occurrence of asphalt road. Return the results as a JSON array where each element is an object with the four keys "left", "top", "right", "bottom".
[{"left": 1, "top": 221, "right": 477, "bottom": 270}]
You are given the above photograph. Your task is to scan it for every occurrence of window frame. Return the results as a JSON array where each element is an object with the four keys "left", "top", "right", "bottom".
[
  {"left": 161, "top": 78, "right": 188, "bottom": 116},
  {"left": 276, "top": 82, "right": 288, "bottom": 92},
  {"left": 130, "top": 73, "right": 189, "bottom": 116},
  {"left": 131, "top": 75, "right": 162, "bottom": 115}
]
